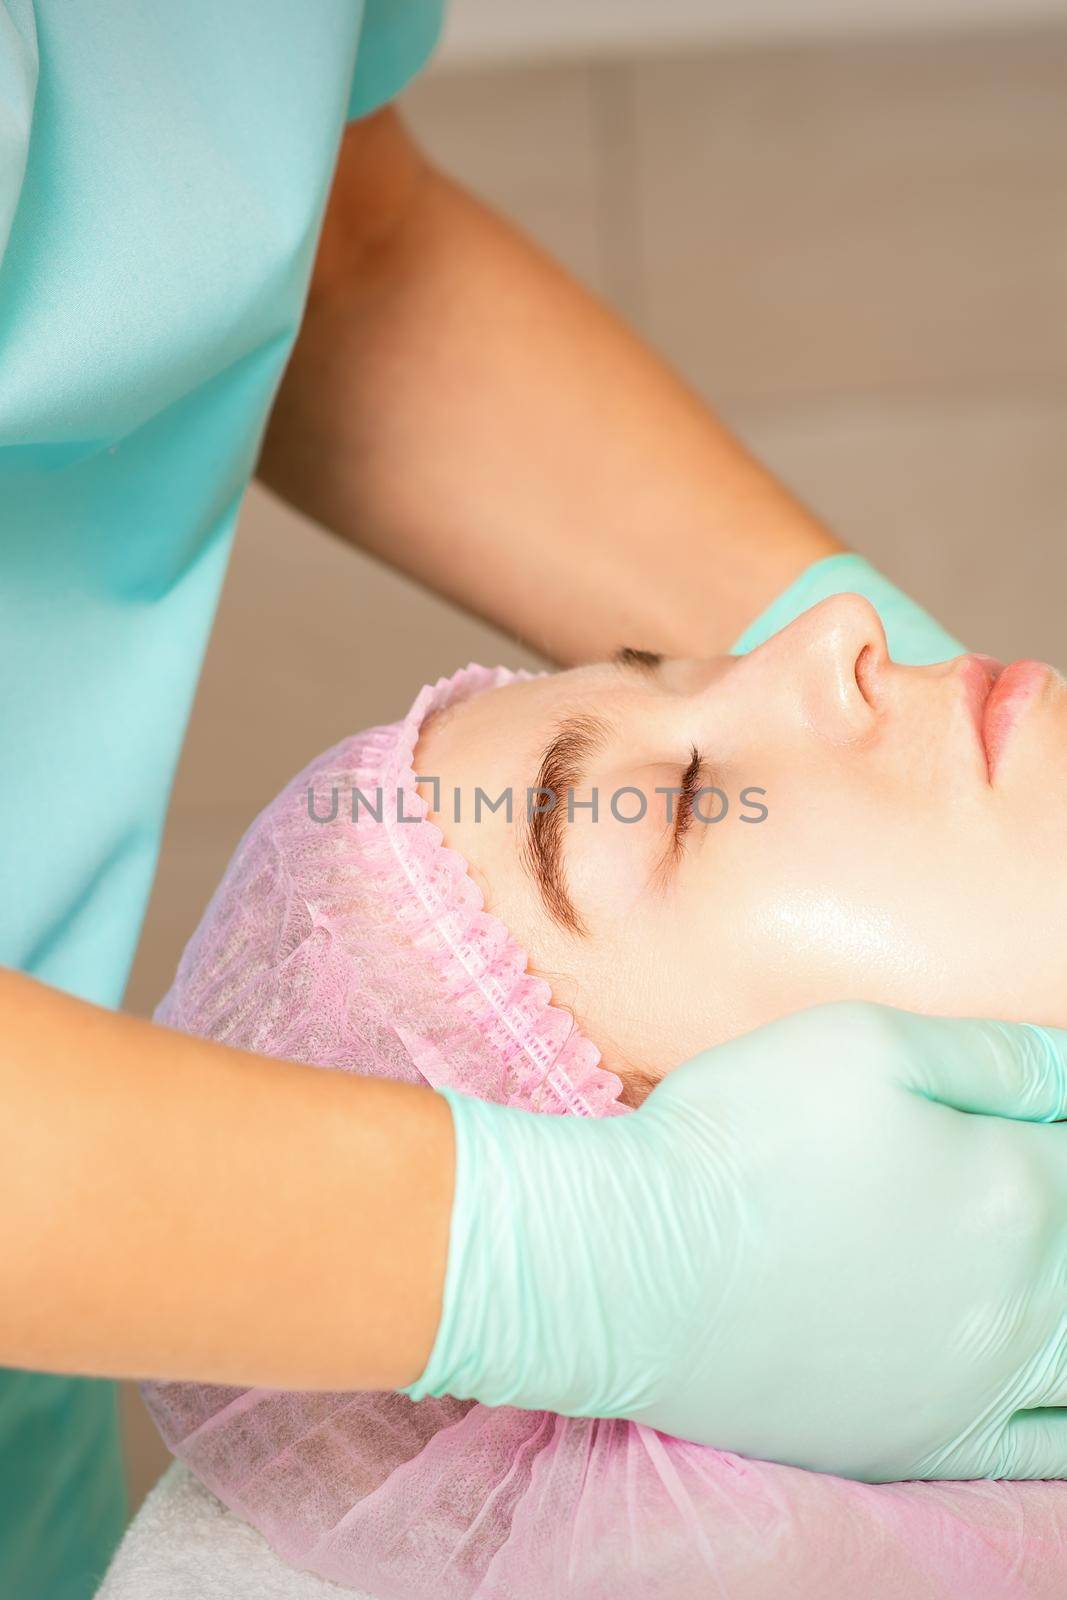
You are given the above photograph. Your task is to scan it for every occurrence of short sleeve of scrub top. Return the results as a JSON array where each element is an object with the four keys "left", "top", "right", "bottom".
[{"left": 0, "top": 5, "right": 443, "bottom": 1597}]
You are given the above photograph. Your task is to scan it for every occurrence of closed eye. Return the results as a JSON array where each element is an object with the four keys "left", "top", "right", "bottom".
[
  {"left": 649, "top": 746, "right": 706, "bottom": 891},
  {"left": 673, "top": 746, "right": 703, "bottom": 854}
]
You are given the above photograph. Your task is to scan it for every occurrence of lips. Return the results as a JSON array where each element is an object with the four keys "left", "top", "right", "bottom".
[
  {"left": 980, "top": 659, "right": 1053, "bottom": 781},
  {"left": 960, "top": 654, "right": 1005, "bottom": 768},
  {"left": 959, "top": 652, "right": 1057, "bottom": 781}
]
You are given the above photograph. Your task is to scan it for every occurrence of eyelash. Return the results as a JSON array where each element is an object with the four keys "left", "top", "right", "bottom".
[{"left": 671, "top": 745, "right": 703, "bottom": 857}]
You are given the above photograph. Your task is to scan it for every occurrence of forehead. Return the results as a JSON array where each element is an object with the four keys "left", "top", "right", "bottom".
[
  {"left": 412, "top": 665, "right": 636, "bottom": 940},
  {"left": 427, "top": 660, "right": 646, "bottom": 756}
]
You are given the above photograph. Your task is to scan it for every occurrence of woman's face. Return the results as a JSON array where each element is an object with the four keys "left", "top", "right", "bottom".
[{"left": 415, "top": 594, "right": 1067, "bottom": 1083}]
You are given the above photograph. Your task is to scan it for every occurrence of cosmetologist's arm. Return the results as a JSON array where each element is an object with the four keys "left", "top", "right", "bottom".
[
  {"left": 258, "top": 106, "right": 842, "bottom": 666},
  {"left": 0, "top": 966, "right": 450, "bottom": 1390}
]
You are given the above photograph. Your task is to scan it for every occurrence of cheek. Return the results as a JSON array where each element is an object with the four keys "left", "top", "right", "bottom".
[
  {"left": 659, "top": 790, "right": 940, "bottom": 1024},
  {"left": 566, "top": 806, "right": 670, "bottom": 922},
  {"left": 548, "top": 909, "right": 743, "bottom": 1075},
  {"left": 680, "top": 793, "right": 1012, "bottom": 1024},
  {"left": 729, "top": 815, "right": 955, "bottom": 1007}
]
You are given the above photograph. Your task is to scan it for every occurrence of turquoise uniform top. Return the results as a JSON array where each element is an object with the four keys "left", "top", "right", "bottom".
[{"left": 0, "top": 3, "right": 443, "bottom": 1593}]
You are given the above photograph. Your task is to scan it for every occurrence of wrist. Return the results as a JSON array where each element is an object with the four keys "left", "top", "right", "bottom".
[{"left": 401, "top": 1091, "right": 637, "bottom": 1416}]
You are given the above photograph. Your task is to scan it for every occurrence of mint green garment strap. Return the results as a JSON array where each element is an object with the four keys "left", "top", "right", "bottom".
[{"left": 730, "top": 550, "right": 967, "bottom": 666}]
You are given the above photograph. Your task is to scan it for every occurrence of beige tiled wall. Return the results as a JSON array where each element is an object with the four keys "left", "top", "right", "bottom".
[{"left": 121, "top": 21, "right": 1067, "bottom": 1507}]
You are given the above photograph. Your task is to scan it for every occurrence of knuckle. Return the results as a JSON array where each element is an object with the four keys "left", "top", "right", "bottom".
[
  {"left": 973, "top": 1137, "right": 1052, "bottom": 1251},
  {"left": 1015, "top": 1023, "right": 1067, "bottom": 1120},
  {"left": 796, "top": 999, "right": 910, "bottom": 1062}
]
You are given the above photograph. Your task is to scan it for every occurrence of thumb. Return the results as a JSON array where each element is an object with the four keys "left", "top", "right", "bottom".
[{"left": 893, "top": 1012, "right": 1067, "bottom": 1123}]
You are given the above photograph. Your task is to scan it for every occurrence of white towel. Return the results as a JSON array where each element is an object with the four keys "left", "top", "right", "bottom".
[{"left": 96, "top": 1461, "right": 380, "bottom": 1599}]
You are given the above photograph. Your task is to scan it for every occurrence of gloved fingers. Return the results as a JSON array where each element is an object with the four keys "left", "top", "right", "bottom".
[
  {"left": 1032, "top": 1332, "right": 1067, "bottom": 1410},
  {"left": 987, "top": 1408, "right": 1067, "bottom": 1480},
  {"left": 895, "top": 1013, "right": 1067, "bottom": 1123}
]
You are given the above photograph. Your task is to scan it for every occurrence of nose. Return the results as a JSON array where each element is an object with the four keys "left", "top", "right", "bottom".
[{"left": 739, "top": 592, "right": 889, "bottom": 747}]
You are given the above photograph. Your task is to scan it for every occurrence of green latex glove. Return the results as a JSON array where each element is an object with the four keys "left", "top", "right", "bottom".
[{"left": 406, "top": 1002, "right": 1067, "bottom": 1482}]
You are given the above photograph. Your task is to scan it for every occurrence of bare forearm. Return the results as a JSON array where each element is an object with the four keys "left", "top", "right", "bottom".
[
  {"left": 0, "top": 968, "right": 452, "bottom": 1390},
  {"left": 259, "top": 110, "right": 842, "bottom": 666}
]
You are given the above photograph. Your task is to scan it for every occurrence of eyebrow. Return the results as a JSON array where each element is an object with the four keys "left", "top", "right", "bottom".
[
  {"left": 613, "top": 645, "right": 663, "bottom": 675},
  {"left": 518, "top": 647, "right": 664, "bottom": 934}
]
